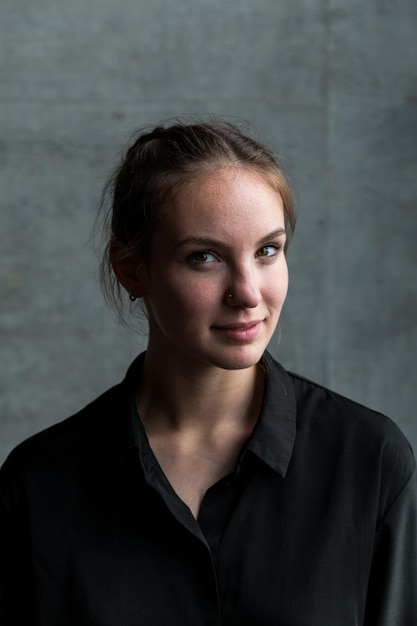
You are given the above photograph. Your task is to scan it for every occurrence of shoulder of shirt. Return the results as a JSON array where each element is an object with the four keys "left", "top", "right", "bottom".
[
  {"left": 0, "top": 378, "right": 128, "bottom": 483},
  {"left": 286, "top": 368, "right": 406, "bottom": 433},
  {"left": 283, "top": 366, "right": 415, "bottom": 492},
  {"left": 1, "top": 353, "right": 148, "bottom": 483}
]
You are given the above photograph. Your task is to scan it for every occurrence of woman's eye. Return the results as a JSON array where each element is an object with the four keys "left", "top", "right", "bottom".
[
  {"left": 257, "top": 244, "right": 280, "bottom": 258},
  {"left": 189, "top": 250, "right": 217, "bottom": 264}
]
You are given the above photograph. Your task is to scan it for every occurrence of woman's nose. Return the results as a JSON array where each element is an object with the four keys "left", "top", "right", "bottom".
[{"left": 226, "top": 268, "right": 262, "bottom": 308}]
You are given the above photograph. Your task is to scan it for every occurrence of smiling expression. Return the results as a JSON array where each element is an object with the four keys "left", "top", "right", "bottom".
[{"left": 141, "top": 166, "right": 289, "bottom": 372}]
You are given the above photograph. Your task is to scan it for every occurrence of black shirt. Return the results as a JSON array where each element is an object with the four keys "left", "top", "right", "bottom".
[{"left": 1, "top": 352, "right": 416, "bottom": 625}]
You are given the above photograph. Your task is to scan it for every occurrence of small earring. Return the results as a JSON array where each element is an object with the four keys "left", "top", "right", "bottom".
[
  {"left": 227, "top": 293, "right": 234, "bottom": 300},
  {"left": 129, "top": 294, "right": 136, "bottom": 302}
]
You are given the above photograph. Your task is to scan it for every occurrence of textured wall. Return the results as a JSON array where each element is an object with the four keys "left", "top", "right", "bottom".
[{"left": 1, "top": 0, "right": 416, "bottom": 464}]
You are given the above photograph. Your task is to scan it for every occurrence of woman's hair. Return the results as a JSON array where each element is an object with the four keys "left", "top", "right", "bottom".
[{"left": 97, "top": 118, "right": 296, "bottom": 321}]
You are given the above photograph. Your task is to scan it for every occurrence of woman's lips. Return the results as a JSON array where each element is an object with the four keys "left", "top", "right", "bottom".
[{"left": 212, "top": 321, "right": 263, "bottom": 342}]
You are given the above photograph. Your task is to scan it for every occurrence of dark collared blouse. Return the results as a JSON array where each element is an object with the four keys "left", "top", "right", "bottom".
[{"left": 1, "top": 353, "right": 416, "bottom": 625}]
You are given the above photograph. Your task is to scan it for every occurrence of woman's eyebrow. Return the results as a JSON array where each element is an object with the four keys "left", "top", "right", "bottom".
[
  {"left": 175, "top": 236, "right": 223, "bottom": 250},
  {"left": 175, "top": 229, "right": 287, "bottom": 250},
  {"left": 255, "top": 228, "right": 287, "bottom": 246}
]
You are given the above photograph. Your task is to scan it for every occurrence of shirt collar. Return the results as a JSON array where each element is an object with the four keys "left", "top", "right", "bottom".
[
  {"left": 110, "top": 353, "right": 147, "bottom": 474},
  {"left": 246, "top": 352, "right": 297, "bottom": 478}
]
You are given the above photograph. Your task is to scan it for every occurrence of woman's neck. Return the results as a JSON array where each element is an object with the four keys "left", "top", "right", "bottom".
[
  {"left": 136, "top": 346, "right": 264, "bottom": 438},
  {"left": 135, "top": 345, "right": 265, "bottom": 518}
]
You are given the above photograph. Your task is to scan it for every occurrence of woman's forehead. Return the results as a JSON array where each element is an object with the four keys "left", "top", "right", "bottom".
[{"left": 156, "top": 168, "right": 285, "bottom": 242}]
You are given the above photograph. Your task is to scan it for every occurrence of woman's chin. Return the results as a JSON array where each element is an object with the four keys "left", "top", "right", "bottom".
[{"left": 208, "top": 344, "right": 268, "bottom": 371}]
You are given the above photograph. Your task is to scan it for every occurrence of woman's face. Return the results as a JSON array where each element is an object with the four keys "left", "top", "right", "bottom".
[{"left": 141, "top": 167, "right": 288, "bottom": 372}]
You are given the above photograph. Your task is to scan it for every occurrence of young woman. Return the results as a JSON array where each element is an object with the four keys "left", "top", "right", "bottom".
[{"left": 1, "top": 120, "right": 416, "bottom": 625}]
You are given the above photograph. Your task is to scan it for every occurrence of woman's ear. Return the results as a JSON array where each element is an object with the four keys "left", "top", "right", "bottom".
[{"left": 110, "top": 239, "right": 148, "bottom": 299}]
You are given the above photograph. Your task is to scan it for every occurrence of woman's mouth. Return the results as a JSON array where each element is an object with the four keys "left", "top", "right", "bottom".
[{"left": 212, "top": 321, "right": 263, "bottom": 342}]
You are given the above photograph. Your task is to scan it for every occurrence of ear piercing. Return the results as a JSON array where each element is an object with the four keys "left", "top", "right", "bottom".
[{"left": 227, "top": 293, "right": 234, "bottom": 300}]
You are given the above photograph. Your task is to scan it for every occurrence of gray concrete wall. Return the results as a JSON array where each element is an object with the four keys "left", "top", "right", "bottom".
[{"left": 1, "top": 0, "right": 416, "bottom": 464}]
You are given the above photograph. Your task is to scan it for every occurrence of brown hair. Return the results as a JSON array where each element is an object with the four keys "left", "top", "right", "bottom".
[{"left": 97, "top": 118, "right": 296, "bottom": 321}]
